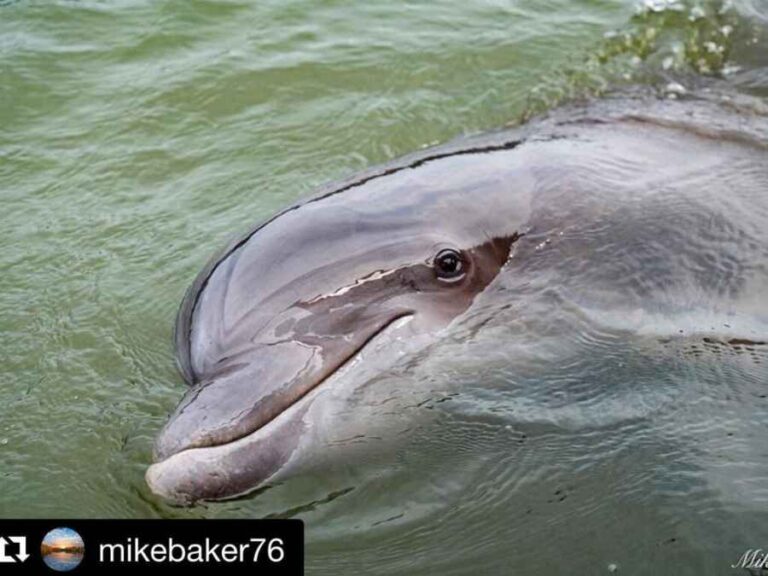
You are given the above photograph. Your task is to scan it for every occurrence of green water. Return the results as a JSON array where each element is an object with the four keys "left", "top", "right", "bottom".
[{"left": 2, "top": 0, "right": 768, "bottom": 574}]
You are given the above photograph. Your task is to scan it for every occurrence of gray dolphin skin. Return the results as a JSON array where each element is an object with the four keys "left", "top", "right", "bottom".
[{"left": 146, "top": 91, "right": 768, "bottom": 504}]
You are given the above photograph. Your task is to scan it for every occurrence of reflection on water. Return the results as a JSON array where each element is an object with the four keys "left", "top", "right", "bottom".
[{"left": 43, "top": 551, "right": 84, "bottom": 572}]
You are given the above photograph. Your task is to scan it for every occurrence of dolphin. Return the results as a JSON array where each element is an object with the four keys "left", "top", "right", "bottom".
[{"left": 146, "top": 91, "right": 768, "bottom": 504}]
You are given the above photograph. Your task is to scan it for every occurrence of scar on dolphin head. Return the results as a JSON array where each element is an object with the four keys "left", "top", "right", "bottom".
[{"left": 173, "top": 137, "right": 524, "bottom": 386}]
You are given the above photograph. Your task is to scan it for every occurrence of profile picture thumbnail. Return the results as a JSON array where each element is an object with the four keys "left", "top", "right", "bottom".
[{"left": 41, "top": 527, "right": 84, "bottom": 572}]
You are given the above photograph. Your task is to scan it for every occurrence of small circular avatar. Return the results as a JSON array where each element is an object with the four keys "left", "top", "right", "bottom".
[{"left": 41, "top": 527, "right": 84, "bottom": 572}]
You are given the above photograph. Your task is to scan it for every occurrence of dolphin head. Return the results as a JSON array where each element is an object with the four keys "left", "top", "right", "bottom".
[{"left": 146, "top": 146, "right": 531, "bottom": 503}]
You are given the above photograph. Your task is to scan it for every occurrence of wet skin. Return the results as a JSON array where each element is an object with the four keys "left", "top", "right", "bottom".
[{"left": 146, "top": 93, "right": 768, "bottom": 503}]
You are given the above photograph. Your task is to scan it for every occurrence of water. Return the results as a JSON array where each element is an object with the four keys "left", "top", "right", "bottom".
[
  {"left": 43, "top": 551, "right": 84, "bottom": 572},
  {"left": 1, "top": 0, "right": 767, "bottom": 574}
]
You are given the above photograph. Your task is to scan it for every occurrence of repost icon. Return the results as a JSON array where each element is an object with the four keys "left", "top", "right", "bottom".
[
  {"left": 0, "top": 535, "right": 30, "bottom": 563},
  {"left": 0, "top": 535, "right": 29, "bottom": 563}
]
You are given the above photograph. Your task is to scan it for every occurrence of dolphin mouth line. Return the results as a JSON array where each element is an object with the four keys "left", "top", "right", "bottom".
[{"left": 155, "top": 311, "right": 415, "bottom": 464}]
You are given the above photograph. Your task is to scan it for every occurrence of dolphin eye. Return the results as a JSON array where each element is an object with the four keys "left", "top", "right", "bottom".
[{"left": 433, "top": 249, "right": 466, "bottom": 281}]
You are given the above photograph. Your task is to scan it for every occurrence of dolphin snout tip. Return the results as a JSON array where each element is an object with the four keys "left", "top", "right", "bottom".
[
  {"left": 145, "top": 461, "right": 191, "bottom": 506},
  {"left": 145, "top": 450, "right": 229, "bottom": 506}
]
